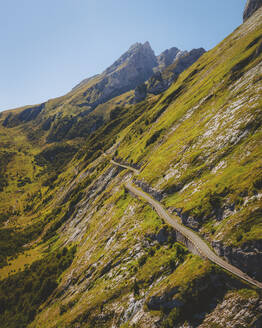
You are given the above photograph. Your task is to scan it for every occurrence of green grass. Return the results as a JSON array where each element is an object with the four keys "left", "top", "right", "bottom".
[
  {"left": 0, "top": 10, "right": 261, "bottom": 328},
  {"left": 113, "top": 19, "right": 262, "bottom": 247},
  {"left": 0, "top": 245, "right": 76, "bottom": 328}
]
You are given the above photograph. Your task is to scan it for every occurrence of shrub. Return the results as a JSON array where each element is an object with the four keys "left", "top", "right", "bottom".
[
  {"left": 146, "top": 129, "right": 164, "bottom": 147},
  {"left": 0, "top": 246, "right": 76, "bottom": 327},
  {"left": 133, "top": 279, "right": 140, "bottom": 296},
  {"left": 0, "top": 221, "right": 45, "bottom": 268},
  {"left": 138, "top": 254, "right": 147, "bottom": 267}
]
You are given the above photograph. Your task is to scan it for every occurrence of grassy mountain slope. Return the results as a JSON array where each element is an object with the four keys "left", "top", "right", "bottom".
[
  {"left": 115, "top": 7, "right": 262, "bottom": 281},
  {"left": 0, "top": 6, "right": 262, "bottom": 328}
]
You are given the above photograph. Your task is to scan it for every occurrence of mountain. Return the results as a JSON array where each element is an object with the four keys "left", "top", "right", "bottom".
[
  {"left": 156, "top": 47, "right": 181, "bottom": 71},
  {"left": 243, "top": 0, "right": 262, "bottom": 21},
  {"left": 0, "top": 2, "right": 262, "bottom": 328},
  {"left": 146, "top": 48, "right": 206, "bottom": 95},
  {"left": 72, "top": 41, "right": 158, "bottom": 108},
  {"left": 0, "top": 41, "right": 204, "bottom": 144}
]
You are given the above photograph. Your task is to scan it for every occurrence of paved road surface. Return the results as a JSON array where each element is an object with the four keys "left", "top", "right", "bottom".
[
  {"left": 110, "top": 159, "right": 140, "bottom": 174},
  {"left": 111, "top": 160, "right": 262, "bottom": 289}
]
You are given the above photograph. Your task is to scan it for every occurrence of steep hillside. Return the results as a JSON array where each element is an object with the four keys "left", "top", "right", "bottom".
[
  {"left": 116, "top": 6, "right": 262, "bottom": 282},
  {"left": 0, "top": 3, "right": 262, "bottom": 328}
]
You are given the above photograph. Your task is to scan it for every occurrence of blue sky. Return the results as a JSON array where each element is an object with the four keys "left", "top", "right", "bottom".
[{"left": 0, "top": 0, "right": 245, "bottom": 111}]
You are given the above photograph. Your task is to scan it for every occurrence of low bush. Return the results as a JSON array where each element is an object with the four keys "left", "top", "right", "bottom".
[
  {"left": 0, "top": 221, "right": 45, "bottom": 268},
  {"left": 0, "top": 245, "right": 76, "bottom": 328}
]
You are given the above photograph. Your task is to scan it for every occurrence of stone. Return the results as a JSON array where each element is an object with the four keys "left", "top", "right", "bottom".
[
  {"left": 211, "top": 240, "right": 262, "bottom": 282},
  {"left": 147, "top": 48, "right": 206, "bottom": 95},
  {"left": 169, "top": 48, "right": 206, "bottom": 77},
  {"left": 243, "top": 0, "right": 262, "bottom": 21},
  {"left": 134, "top": 82, "right": 147, "bottom": 103},
  {"left": 156, "top": 47, "right": 180, "bottom": 71},
  {"left": 147, "top": 288, "right": 182, "bottom": 311},
  {"left": 73, "top": 42, "right": 158, "bottom": 110},
  {"left": 147, "top": 71, "right": 168, "bottom": 95}
]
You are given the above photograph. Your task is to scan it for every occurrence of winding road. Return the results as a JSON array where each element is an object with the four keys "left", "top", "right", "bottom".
[
  {"left": 111, "top": 160, "right": 262, "bottom": 289},
  {"left": 110, "top": 159, "right": 140, "bottom": 175}
]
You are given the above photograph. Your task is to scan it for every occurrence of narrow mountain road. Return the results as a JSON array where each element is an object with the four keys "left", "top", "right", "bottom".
[
  {"left": 110, "top": 159, "right": 140, "bottom": 175},
  {"left": 111, "top": 160, "right": 262, "bottom": 289}
]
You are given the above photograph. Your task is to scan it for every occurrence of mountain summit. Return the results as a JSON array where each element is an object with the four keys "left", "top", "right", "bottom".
[
  {"left": 71, "top": 41, "right": 158, "bottom": 109},
  {"left": 73, "top": 41, "right": 198, "bottom": 108},
  {"left": 0, "top": 40, "right": 205, "bottom": 143},
  {"left": 1, "top": 6, "right": 262, "bottom": 327},
  {"left": 74, "top": 42, "right": 205, "bottom": 105},
  {"left": 103, "top": 41, "right": 157, "bottom": 76},
  {"left": 156, "top": 47, "right": 180, "bottom": 71}
]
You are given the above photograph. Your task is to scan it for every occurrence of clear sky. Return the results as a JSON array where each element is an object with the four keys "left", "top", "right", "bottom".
[{"left": 0, "top": 0, "right": 246, "bottom": 112}]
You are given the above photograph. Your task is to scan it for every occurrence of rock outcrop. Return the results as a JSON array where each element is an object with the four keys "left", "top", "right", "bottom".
[
  {"left": 134, "top": 179, "right": 163, "bottom": 201},
  {"left": 156, "top": 47, "right": 180, "bottom": 71},
  {"left": 1, "top": 5, "right": 262, "bottom": 328},
  {"left": 103, "top": 41, "right": 157, "bottom": 77},
  {"left": 2, "top": 42, "right": 206, "bottom": 133},
  {"left": 243, "top": 0, "right": 262, "bottom": 21},
  {"left": 73, "top": 42, "right": 158, "bottom": 109},
  {"left": 168, "top": 48, "right": 206, "bottom": 77},
  {"left": 134, "top": 83, "right": 147, "bottom": 102},
  {"left": 147, "top": 48, "right": 205, "bottom": 95},
  {"left": 146, "top": 71, "right": 168, "bottom": 95},
  {"left": 212, "top": 240, "right": 262, "bottom": 282},
  {"left": 75, "top": 44, "right": 205, "bottom": 106},
  {"left": 200, "top": 292, "right": 262, "bottom": 328}
]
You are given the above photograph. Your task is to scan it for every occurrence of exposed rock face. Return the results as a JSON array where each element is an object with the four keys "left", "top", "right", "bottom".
[
  {"left": 147, "top": 71, "right": 168, "bottom": 95},
  {"left": 169, "top": 48, "right": 206, "bottom": 77},
  {"left": 75, "top": 42, "right": 158, "bottom": 109},
  {"left": 170, "top": 205, "right": 262, "bottom": 282},
  {"left": 243, "top": 0, "right": 262, "bottom": 21},
  {"left": 134, "top": 83, "right": 147, "bottom": 103},
  {"left": 103, "top": 41, "right": 157, "bottom": 77},
  {"left": 147, "top": 48, "right": 206, "bottom": 95},
  {"left": 1, "top": 7, "right": 262, "bottom": 328},
  {"left": 200, "top": 292, "right": 262, "bottom": 328},
  {"left": 134, "top": 179, "right": 163, "bottom": 201},
  {"left": 2, "top": 42, "right": 205, "bottom": 132},
  {"left": 156, "top": 47, "right": 180, "bottom": 71},
  {"left": 212, "top": 240, "right": 262, "bottom": 282},
  {"left": 147, "top": 288, "right": 183, "bottom": 311},
  {"left": 75, "top": 44, "right": 205, "bottom": 106},
  {"left": 72, "top": 74, "right": 99, "bottom": 91}
]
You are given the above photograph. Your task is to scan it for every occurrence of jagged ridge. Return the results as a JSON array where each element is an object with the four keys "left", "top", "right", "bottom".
[{"left": 0, "top": 2, "right": 261, "bottom": 328}]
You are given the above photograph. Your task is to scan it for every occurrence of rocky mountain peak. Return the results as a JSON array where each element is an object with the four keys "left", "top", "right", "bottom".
[
  {"left": 129, "top": 41, "right": 152, "bottom": 51},
  {"left": 146, "top": 47, "right": 206, "bottom": 96},
  {"left": 1, "top": 7, "right": 262, "bottom": 328},
  {"left": 71, "top": 42, "right": 158, "bottom": 110},
  {"left": 72, "top": 42, "right": 205, "bottom": 110},
  {"left": 156, "top": 47, "right": 180, "bottom": 71},
  {"left": 243, "top": 0, "right": 262, "bottom": 21},
  {"left": 103, "top": 41, "right": 157, "bottom": 76}
]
